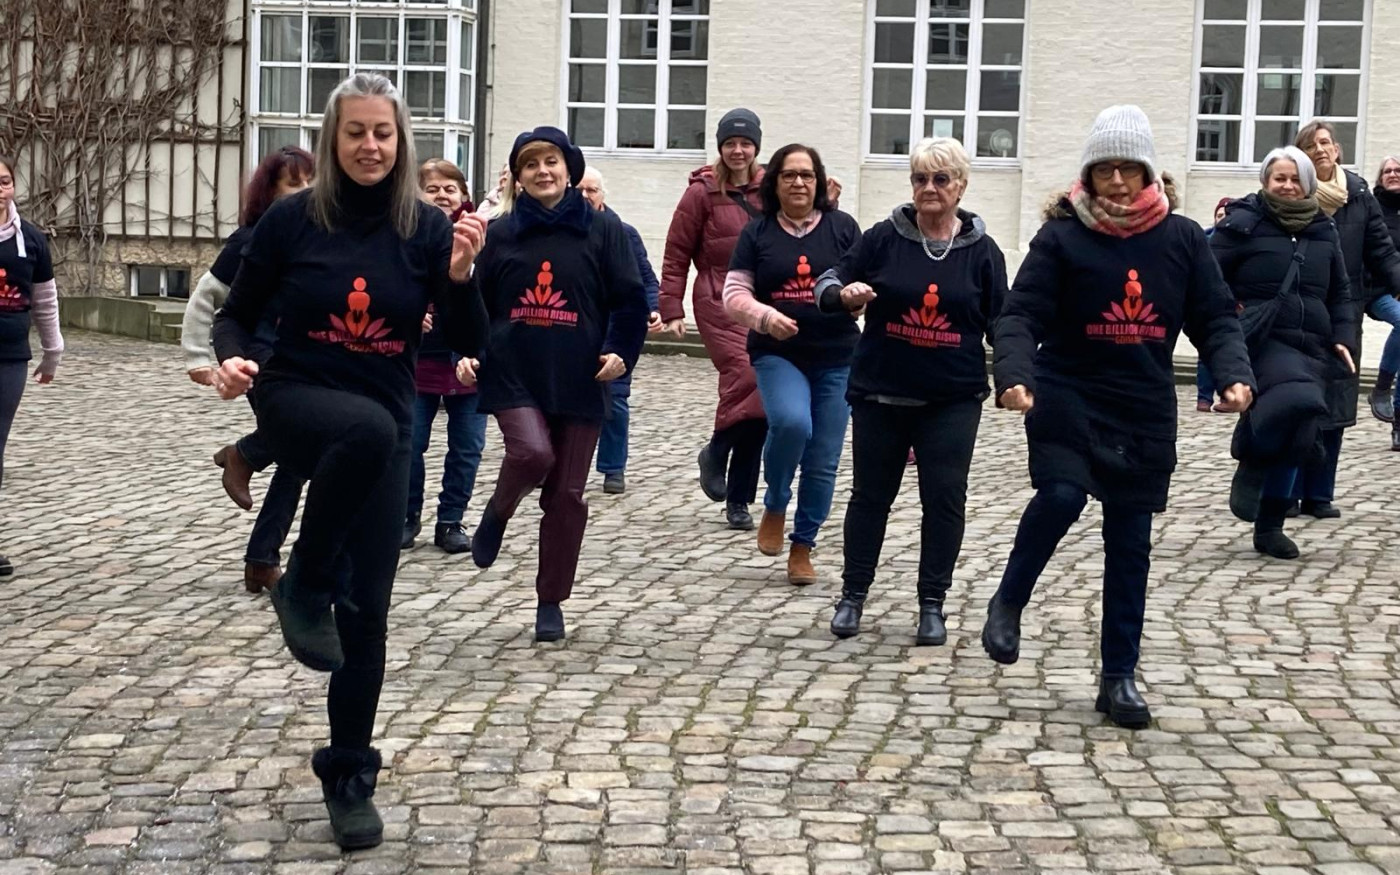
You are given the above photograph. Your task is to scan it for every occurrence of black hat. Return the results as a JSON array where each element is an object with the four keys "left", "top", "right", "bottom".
[
  {"left": 716, "top": 108, "right": 762, "bottom": 151},
  {"left": 508, "top": 126, "right": 586, "bottom": 185}
]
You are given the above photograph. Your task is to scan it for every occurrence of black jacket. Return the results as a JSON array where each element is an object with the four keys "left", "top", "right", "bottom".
[{"left": 1365, "top": 184, "right": 1400, "bottom": 300}]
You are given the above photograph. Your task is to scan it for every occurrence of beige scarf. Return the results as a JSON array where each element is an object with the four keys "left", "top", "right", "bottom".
[{"left": 1316, "top": 169, "right": 1349, "bottom": 216}]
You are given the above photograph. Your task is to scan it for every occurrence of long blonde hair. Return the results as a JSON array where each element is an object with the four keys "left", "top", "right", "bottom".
[
  {"left": 311, "top": 73, "right": 420, "bottom": 239},
  {"left": 712, "top": 153, "right": 760, "bottom": 191}
]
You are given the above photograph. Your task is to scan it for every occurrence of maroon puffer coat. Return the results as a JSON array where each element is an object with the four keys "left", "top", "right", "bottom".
[{"left": 660, "top": 165, "right": 767, "bottom": 432}]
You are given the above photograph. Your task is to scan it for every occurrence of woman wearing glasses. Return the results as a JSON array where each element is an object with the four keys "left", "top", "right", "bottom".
[
  {"left": 982, "top": 106, "right": 1254, "bottom": 729},
  {"left": 814, "top": 137, "right": 1007, "bottom": 645},
  {"left": 723, "top": 144, "right": 860, "bottom": 585},
  {"left": 1365, "top": 155, "right": 1400, "bottom": 450}
]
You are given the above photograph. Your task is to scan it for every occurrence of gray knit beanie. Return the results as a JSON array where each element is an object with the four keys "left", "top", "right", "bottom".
[
  {"left": 1259, "top": 146, "right": 1318, "bottom": 197},
  {"left": 1080, "top": 105, "right": 1158, "bottom": 183},
  {"left": 716, "top": 108, "right": 762, "bottom": 151}
]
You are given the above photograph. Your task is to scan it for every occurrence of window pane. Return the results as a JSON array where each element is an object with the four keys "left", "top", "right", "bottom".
[
  {"left": 1196, "top": 119, "right": 1240, "bottom": 162},
  {"left": 1316, "top": 26, "right": 1362, "bottom": 69},
  {"left": 870, "top": 114, "right": 912, "bottom": 155},
  {"left": 928, "top": 23, "right": 969, "bottom": 63},
  {"left": 260, "top": 16, "right": 302, "bottom": 62},
  {"left": 404, "top": 71, "right": 446, "bottom": 116},
  {"left": 1201, "top": 25, "right": 1246, "bottom": 67},
  {"left": 618, "top": 108, "right": 656, "bottom": 148},
  {"left": 568, "top": 64, "right": 606, "bottom": 103},
  {"left": 1204, "top": 0, "right": 1246, "bottom": 17},
  {"left": 928, "top": 0, "right": 971, "bottom": 17},
  {"left": 669, "top": 65, "right": 706, "bottom": 104},
  {"left": 1261, "top": 0, "right": 1305, "bottom": 19},
  {"left": 1256, "top": 72, "right": 1302, "bottom": 116},
  {"left": 1254, "top": 119, "right": 1301, "bottom": 161},
  {"left": 309, "top": 68, "right": 348, "bottom": 114},
  {"left": 357, "top": 18, "right": 398, "bottom": 65},
  {"left": 570, "top": 19, "right": 607, "bottom": 58},
  {"left": 461, "top": 22, "right": 475, "bottom": 68},
  {"left": 1198, "top": 72, "right": 1244, "bottom": 114},
  {"left": 1258, "top": 26, "right": 1304, "bottom": 68},
  {"left": 667, "top": 110, "right": 706, "bottom": 150},
  {"left": 672, "top": 0, "right": 709, "bottom": 12},
  {"left": 1315, "top": 73, "right": 1361, "bottom": 116},
  {"left": 981, "top": 23, "right": 1022, "bottom": 65},
  {"left": 984, "top": 0, "right": 1024, "bottom": 17},
  {"left": 926, "top": 69, "right": 967, "bottom": 110},
  {"left": 260, "top": 68, "right": 301, "bottom": 113},
  {"left": 875, "top": 22, "right": 915, "bottom": 63},
  {"left": 406, "top": 19, "right": 448, "bottom": 64},
  {"left": 872, "top": 68, "right": 913, "bottom": 110},
  {"left": 980, "top": 70, "right": 1020, "bottom": 112},
  {"left": 257, "top": 126, "right": 301, "bottom": 158},
  {"left": 672, "top": 20, "right": 708, "bottom": 59},
  {"left": 1320, "top": 0, "right": 1364, "bottom": 20},
  {"left": 621, "top": 0, "right": 659, "bottom": 11},
  {"left": 568, "top": 107, "right": 605, "bottom": 147},
  {"left": 308, "top": 128, "right": 320, "bottom": 152},
  {"left": 167, "top": 270, "right": 190, "bottom": 300},
  {"left": 309, "top": 17, "right": 348, "bottom": 63},
  {"left": 977, "top": 118, "right": 1018, "bottom": 158},
  {"left": 620, "top": 20, "right": 658, "bottom": 60},
  {"left": 923, "top": 115, "right": 965, "bottom": 142},
  {"left": 415, "top": 132, "right": 444, "bottom": 160},
  {"left": 1325, "top": 121, "right": 1358, "bottom": 159},
  {"left": 572, "top": 0, "right": 607, "bottom": 11},
  {"left": 619, "top": 64, "right": 657, "bottom": 103},
  {"left": 133, "top": 267, "right": 162, "bottom": 296},
  {"left": 456, "top": 135, "right": 473, "bottom": 182},
  {"left": 359, "top": 68, "right": 397, "bottom": 86},
  {"left": 876, "top": 0, "right": 917, "bottom": 14},
  {"left": 460, "top": 73, "right": 473, "bottom": 121}
]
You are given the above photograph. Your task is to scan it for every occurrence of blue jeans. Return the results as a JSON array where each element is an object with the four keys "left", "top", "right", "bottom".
[
  {"left": 1196, "top": 360, "right": 1214, "bottom": 405},
  {"left": 1290, "top": 429, "right": 1342, "bottom": 504},
  {"left": 408, "top": 392, "right": 487, "bottom": 524},
  {"left": 1263, "top": 465, "right": 1299, "bottom": 500},
  {"left": 1371, "top": 294, "right": 1400, "bottom": 397},
  {"left": 752, "top": 355, "right": 850, "bottom": 547},
  {"left": 595, "top": 384, "right": 630, "bottom": 475}
]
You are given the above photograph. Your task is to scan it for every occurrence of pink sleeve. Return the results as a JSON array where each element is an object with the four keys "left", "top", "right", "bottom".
[
  {"left": 30, "top": 279, "right": 63, "bottom": 376},
  {"left": 721, "top": 269, "right": 779, "bottom": 333}
]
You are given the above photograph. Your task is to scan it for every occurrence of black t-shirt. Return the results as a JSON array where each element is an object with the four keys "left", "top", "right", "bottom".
[
  {"left": 0, "top": 221, "right": 54, "bottom": 362},
  {"left": 210, "top": 225, "right": 253, "bottom": 286},
  {"left": 729, "top": 210, "right": 861, "bottom": 371}
]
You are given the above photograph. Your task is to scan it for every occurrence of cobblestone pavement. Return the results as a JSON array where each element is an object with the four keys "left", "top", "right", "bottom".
[{"left": 2, "top": 331, "right": 1400, "bottom": 875}]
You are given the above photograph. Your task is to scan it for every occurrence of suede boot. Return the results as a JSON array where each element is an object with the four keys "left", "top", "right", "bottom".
[{"left": 311, "top": 746, "right": 384, "bottom": 851}]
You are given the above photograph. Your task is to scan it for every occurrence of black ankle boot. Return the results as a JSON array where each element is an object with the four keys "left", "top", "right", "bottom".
[
  {"left": 1300, "top": 499, "right": 1341, "bottom": 520},
  {"left": 1254, "top": 499, "right": 1300, "bottom": 559},
  {"left": 697, "top": 444, "right": 726, "bottom": 502},
  {"left": 1095, "top": 677, "right": 1151, "bottom": 729},
  {"left": 434, "top": 522, "right": 471, "bottom": 554},
  {"left": 726, "top": 501, "right": 754, "bottom": 531},
  {"left": 916, "top": 598, "right": 947, "bottom": 646},
  {"left": 311, "top": 746, "right": 384, "bottom": 850},
  {"left": 1393, "top": 425, "right": 1400, "bottom": 452},
  {"left": 269, "top": 562, "right": 344, "bottom": 672},
  {"left": 830, "top": 593, "right": 865, "bottom": 639},
  {"left": 400, "top": 513, "right": 421, "bottom": 550},
  {"left": 535, "top": 601, "right": 566, "bottom": 642},
  {"left": 981, "top": 595, "right": 1022, "bottom": 664},
  {"left": 1371, "top": 370, "right": 1396, "bottom": 423},
  {"left": 471, "top": 503, "right": 507, "bottom": 569}
]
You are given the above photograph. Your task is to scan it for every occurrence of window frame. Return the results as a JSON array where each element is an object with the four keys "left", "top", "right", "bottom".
[
  {"left": 560, "top": 0, "right": 711, "bottom": 156},
  {"left": 128, "top": 265, "right": 191, "bottom": 299},
  {"left": 1190, "top": 0, "right": 1371, "bottom": 168},
  {"left": 861, "top": 0, "right": 1028, "bottom": 167}
]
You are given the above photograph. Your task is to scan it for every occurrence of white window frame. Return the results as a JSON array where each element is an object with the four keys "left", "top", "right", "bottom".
[
  {"left": 862, "top": 0, "right": 1027, "bottom": 166},
  {"left": 128, "top": 265, "right": 191, "bottom": 299},
  {"left": 560, "top": 0, "right": 710, "bottom": 156},
  {"left": 1190, "top": 0, "right": 1371, "bottom": 168}
]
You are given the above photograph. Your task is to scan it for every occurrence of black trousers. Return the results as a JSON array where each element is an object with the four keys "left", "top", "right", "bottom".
[
  {"left": 240, "top": 388, "right": 305, "bottom": 568},
  {"left": 255, "top": 379, "right": 409, "bottom": 749},
  {"left": 841, "top": 398, "right": 982, "bottom": 602},
  {"left": 711, "top": 419, "right": 766, "bottom": 505}
]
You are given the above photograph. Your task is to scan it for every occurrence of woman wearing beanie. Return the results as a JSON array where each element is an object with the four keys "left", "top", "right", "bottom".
[
  {"left": 1196, "top": 197, "right": 1234, "bottom": 412},
  {"left": 981, "top": 105, "right": 1255, "bottom": 729},
  {"left": 1292, "top": 121, "right": 1400, "bottom": 510},
  {"left": 211, "top": 73, "right": 489, "bottom": 849},
  {"left": 813, "top": 137, "right": 1008, "bottom": 643},
  {"left": 660, "top": 108, "right": 769, "bottom": 531},
  {"left": 460, "top": 126, "right": 649, "bottom": 642},
  {"left": 723, "top": 144, "right": 860, "bottom": 585},
  {"left": 1213, "top": 147, "right": 1356, "bottom": 559},
  {"left": 1367, "top": 155, "right": 1400, "bottom": 449}
]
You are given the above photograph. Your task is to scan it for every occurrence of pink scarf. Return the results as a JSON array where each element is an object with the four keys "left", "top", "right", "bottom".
[{"left": 1068, "top": 179, "right": 1170, "bottom": 238}]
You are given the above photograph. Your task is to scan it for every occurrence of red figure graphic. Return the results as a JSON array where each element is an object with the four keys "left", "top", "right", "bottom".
[
  {"left": 329, "top": 277, "right": 392, "bottom": 340},
  {"left": 1103, "top": 268, "right": 1158, "bottom": 324},
  {"left": 779, "top": 255, "right": 817, "bottom": 293},
  {"left": 520, "top": 260, "right": 569, "bottom": 308},
  {"left": 902, "top": 283, "right": 952, "bottom": 330}
]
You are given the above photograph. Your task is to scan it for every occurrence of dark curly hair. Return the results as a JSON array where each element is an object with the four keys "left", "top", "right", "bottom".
[
  {"left": 759, "top": 144, "right": 831, "bottom": 217},
  {"left": 240, "top": 146, "right": 315, "bottom": 227}
]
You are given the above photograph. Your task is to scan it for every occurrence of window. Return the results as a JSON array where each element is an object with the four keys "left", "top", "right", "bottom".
[
  {"left": 865, "top": 0, "right": 1026, "bottom": 161},
  {"left": 1193, "top": 0, "right": 1368, "bottom": 164},
  {"left": 129, "top": 266, "right": 190, "bottom": 299},
  {"left": 564, "top": 0, "right": 710, "bottom": 152}
]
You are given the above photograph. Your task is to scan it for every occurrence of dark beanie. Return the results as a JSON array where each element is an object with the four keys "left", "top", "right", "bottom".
[
  {"left": 508, "top": 126, "right": 586, "bottom": 185},
  {"left": 716, "top": 108, "right": 762, "bottom": 151}
]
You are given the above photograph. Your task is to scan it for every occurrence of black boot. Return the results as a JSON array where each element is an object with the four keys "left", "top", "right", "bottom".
[
  {"left": 471, "top": 503, "right": 507, "bottom": 569},
  {"left": 269, "top": 561, "right": 344, "bottom": 672},
  {"left": 830, "top": 592, "right": 865, "bottom": 639},
  {"left": 697, "top": 443, "right": 727, "bottom": 502},
  {"left": 400, "top": 513, "right": 421, "bottom": 550},
  {"left": 915, "top": 598, "right": 947, "bottom": 647},
  {"left": 1095, "top": 677, "right": 1151, "bottom": 729},
  {"left": 535, "top": 601, "right": 566, "bottom": 642},
  {"left": 1229, "top": 460, "right": 1266, "bottom": 522},
  {"left": 0, "top": 555, "right": 14, "bottom": 576},
  {"left": 1253, "top": 499, "right": 1300, "bottom": 560},
  {"left": 726, "top": 501, "right": 754, "bottom": 531},
  {"left": 1300, "top": 499, "right": 1341, "bottom": 520},
  {"left": 311, "top": 746, "right": 384, "bottom": 851},
  {"left": 1393, "top": 425, "right": 1400, "bottom": 452},
  {"left": 981, "top": 595, "right": 1022, "bottom": 665},
  {"left": 1370, "top": 370, "right": 1396, "bottom": 423},
  {"left": 434, "top": 522, "right": 471, "bottom": 554}
]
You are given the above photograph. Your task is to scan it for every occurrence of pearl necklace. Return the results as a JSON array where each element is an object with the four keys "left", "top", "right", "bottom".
[{"left": 918, "top": 216, "right": 960, "bottom": 262}]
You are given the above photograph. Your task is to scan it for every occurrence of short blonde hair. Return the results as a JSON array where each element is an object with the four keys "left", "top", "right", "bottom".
[
  {"left": 498, "top": 141, "right": 566, "bottom": 216},
  {"left": 909, "top": 137, "right": 971, "bottom": 181}
]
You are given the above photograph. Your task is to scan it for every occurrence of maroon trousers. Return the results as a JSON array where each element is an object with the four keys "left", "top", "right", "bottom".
[{"left": 488, "top": 407, "right": 601, "bottom": 602}]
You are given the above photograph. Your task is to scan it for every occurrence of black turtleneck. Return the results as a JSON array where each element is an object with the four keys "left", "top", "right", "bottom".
[{"left": 213, "top": 178, "right": 488, "bottom": 431}]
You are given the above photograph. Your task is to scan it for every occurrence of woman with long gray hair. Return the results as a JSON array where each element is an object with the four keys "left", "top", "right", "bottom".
[
  {"left": 210, "top": 73, "right": 488, "bottom": 851},
  {"left": 1365, "top": 154, "right": 1400, "bottom": 449}
]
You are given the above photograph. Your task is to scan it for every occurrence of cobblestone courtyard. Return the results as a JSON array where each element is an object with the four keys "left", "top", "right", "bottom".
[{"left": 2, "top": 332, "right": 1399, "bottom": 875}]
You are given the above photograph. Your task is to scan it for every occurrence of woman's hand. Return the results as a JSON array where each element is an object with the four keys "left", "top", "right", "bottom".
[
  {"left": 1335, "top": 344, "right": 1356, "bottom": 374},
  {"left": 1215, "top": 383, "right": 1254, "bottom": 413},
  {"left": 999, "top": 385, "right": 1034, "bottom": 411},
  {"left": 450, "top": 213, "right": 489, "bottom": 282},
  {"left": 422, "top": 312, "right": 434, "bottom": 334},
  {"left": 214, "top": 357, "right": 259, "bottom": 400},
  {"left": 595, "top": 353, "right": 626, "bottom": 382},
  {"left": 188, "top": 367, "right": 216, "bottom": 387},
  {"left": 455, "top": 357, "right": 480, "bottom": 387},
  {"left": 766, "top": 313, "right": 799, "bottom": 341},
  {"left": 647, "top": 311, "right": 664, "bottom": 333},
  {"left": 839, "top": 282, "right": 876, "bottom": 315},
  {"left": 33, "top": 369, "right": 54, "bottom": 385},
  {"left": 662, "top": 318, "right": 686, "bottom": 338}
]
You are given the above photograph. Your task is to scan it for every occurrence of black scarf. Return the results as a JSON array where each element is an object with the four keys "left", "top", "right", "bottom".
[
  {"left": 1374, "top": 184, "right": 1400, "bottom": 212},
  {"left": 513, "top": 187, "right": 593, "bottom": 236}
]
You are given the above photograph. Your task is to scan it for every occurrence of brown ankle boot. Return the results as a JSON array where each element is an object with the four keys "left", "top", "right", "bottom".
[
  {"left": 787, "top": 544, "right": 817, "bottom": 586},
  {"left": 213, "top": 445, "right": 255, "bottom": 511},
  {"left": 244, "top": 562, "right": 282, "bottom": 594},
  {"left": 757, "top": 511, "right": 786, "bottom": 556}
]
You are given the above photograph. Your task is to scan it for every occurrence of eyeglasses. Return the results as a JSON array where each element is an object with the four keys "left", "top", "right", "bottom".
[
  {"left": 1090, "top": 162, "right": 1145, "bottom": 182},
  {"left": 1382, "top": 168, "right": 1400, "bottom": 177},
  {"left": 911, "top": 171, "right": 956, "bottom": 190},
  {"left": 779, "top": 170, "right": 817, "bottom": 185}
]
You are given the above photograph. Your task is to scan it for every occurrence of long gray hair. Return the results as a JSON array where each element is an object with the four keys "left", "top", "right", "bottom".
[
  {"left": 1375, "top": 156, "right": 1400, "bottom": 188},
  {"left": 311, "top": 73, "right": 420, "bottom": 239}
]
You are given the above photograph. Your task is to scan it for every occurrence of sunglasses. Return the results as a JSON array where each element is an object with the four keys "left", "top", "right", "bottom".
[{"left": 911, "top": 172, "right": 956, "bottom": 190}]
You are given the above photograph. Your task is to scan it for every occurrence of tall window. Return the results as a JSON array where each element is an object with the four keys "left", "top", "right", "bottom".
[
  {"left": 1193, "top": 0, "right": 1368, "bottom": 164},
  {"left": 564, "top": 0, "right": 710, "bottom": 152},
  {"left": 866, "top": 0, "right": 1026, "bottom": 160},
  {"left": 250, "top": 1, "right": 479, "bottom": 190}
]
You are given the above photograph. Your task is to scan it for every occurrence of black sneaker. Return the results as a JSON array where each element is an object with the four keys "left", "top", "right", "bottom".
[
  {"left": 1300, "top": 500, "right": 1341, "bottom": 520},
  {"left": 603, "top": 472, "right": 626, "bottom": 494},
  {"left": 311, "top": 746, "right": 384, "bottom": 851},
  {"left": 400, "top": 514, "right": 421, "bottom": 550},
  {"left": 535, "top": 601, "right": 566, "bottom": 642},
  {"left": 434, "top": 522, "right": 471, "bottom": 554},
  {"left": 0, "top": 555, "right": 13, "bottom": 576},
  {"left": 269, "top": 575, "right": 344, "bottom": 672}
]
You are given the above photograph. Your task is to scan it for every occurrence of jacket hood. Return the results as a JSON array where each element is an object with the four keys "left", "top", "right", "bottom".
[
  {"left": 890, "top": 205, "right": 986, "bottom": 251},
  {"left": 688, "top": 164, "right": 764, "bottom": 194},
  {"left": 1041, "top": 171, "right": 1181, "bottom": 221},
  {"left": 1219, "top": 191, "right": 1335, "bottom": 238}
]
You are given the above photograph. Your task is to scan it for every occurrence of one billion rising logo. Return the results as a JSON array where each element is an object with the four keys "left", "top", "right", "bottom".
[
  {"left": 0, "top": 269, "right": 21, "bottom": 311},
  {"left": 1086, "top": 268, "right": 1168, "bottom": 344},
  {"left": 903, "top": 284, "right": 951, "bottom": 330},
  {"left": 510, "top": 261, "right": 578, "bottom": 328},
  {"left": 308, "top": 277, "right": 405, "bottom": 354}
]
